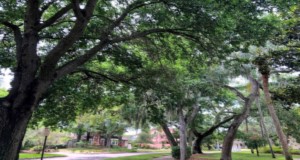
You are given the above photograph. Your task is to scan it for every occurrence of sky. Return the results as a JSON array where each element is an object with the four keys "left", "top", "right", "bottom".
[{"left": 0, "top": 69, "right": 12, "bottom": 89}]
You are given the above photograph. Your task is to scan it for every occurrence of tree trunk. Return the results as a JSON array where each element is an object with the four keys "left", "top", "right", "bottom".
[
  {"left": 255, "top": 143, "right": 259, "bottom": 157},
  {"left": 245, "top": 118, "right": 254, "bottom": 154},
  {"left": 159, "top": 121, "right": 178, "bottom": 146},
  {"left": 86, "top": 132, "right": 91, "bottom": 142},
  {"left": 193, "top": 137, "right": 203, "bottom": 154},
  {"left": 220, "top": 77, "right": 258, "bottom": 160},
  {"left": 118, "top": 136, "right": 123, "bottom": 147},
  {"left": 261, "top": 74, "right": 292, "bottom": 160},
  {"left": 106, "top": 134, "right": 112, "bottom": 148},
  {"left": 220, "top": 108, "right": 251, "bottom": 160},
  {"left": 192, "top": 115, "right": 235, "bottom": 154},
  {"left": 77, "top": 132, "right": 82, "bottom": 142},
  {"left": 179, "top": 109, "right": 187, "bottom": 160},
  {"left": 257, "top": 97, "right": 276, "bottom": 158},
  {"left": 0, "top": 108, "right": 33, "bottom": 160},
  {"left": 188, "top": 130, "right": 194, "bottom": 148}
]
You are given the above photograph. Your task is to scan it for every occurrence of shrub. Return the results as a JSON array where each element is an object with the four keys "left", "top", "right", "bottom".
[
  {"left": 22, "top": 140, "right": 35, "bottom": 150},
  {"left": 30, "top": 145, "right": 43, "bottom": 153},
  {"left": 76, "top": 141, "right": 89, "bottom": 148},
  {"left": 47, "top": 144, "right": 67, "bottom": 149},
  {"left": 259, "top": 146, "right": 300, "bottom": 155},
  {"left": 171, "top": 146, "right": 191, "bottom": 160}
]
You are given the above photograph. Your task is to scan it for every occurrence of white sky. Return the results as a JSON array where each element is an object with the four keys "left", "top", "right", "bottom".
[{"left": 0, "top": 69, "right": 12, "bottom": 89}]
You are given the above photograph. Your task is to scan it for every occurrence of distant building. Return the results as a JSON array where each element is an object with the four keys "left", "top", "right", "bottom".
[
  {"left": 90, "top": 133, "right": 128, "bottom": 147},
  {"left": 232, "top": 139, "right": 246, "bottom": 151},
  {"left": 288, "top": 137, "right": 300, "bottom": 149},
  {"left": 147, "top": 128, "right": 175, "bottom": 149},
  {"left": 71, "top": 132, "right": 128, "bottom": 147}
]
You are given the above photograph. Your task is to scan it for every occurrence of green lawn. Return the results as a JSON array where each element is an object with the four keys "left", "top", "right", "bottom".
[
  {"left": 19, "top": 153, "right": 66, "bottom": 159},
  {"left": 104, "top": 153, "right": 170, "bottom": 160},
  {"left": 196, "top": 152, "right": 300, "bottom": 160}
]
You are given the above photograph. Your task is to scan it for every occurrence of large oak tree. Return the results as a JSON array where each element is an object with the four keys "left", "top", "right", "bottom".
[{"left": 0, "top": 0, "right": 278, "bottom": 159}]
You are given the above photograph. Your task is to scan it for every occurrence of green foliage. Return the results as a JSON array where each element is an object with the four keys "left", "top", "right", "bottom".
[
  {"left": 75, "top": 141, "right": 89, "bottom": 148},
  {"left": 171, "top": 146, "right": 191, "bottom": 160},
  {"left": 19, "top": 153, "right": 66, "bottom": 159},
  {"left": 259, "top": 146, "right": 300, "bottom": 155},
  {"left": 135, "top": 130, "right": 153, "bottom": 144},
  {"left": 196, "top": 151, "right": 300, "bottom": 160},
  {"left": 276, "top": 107, "right": 300, "bottom": 143},
  {"left": 272, "top": 77, "right": 300, "bottom": 106},
  {"left": 29, "top": 145, "right": 42, "bottom": 153},
  {"left": 243, "top": 134, "right": 266, "bottom": 149},
  {"left": 22, "top": 128, "right": 72, "bottom": 150},
  {"left": 0, "top": 88, "right": 8, "bottom": 97}
]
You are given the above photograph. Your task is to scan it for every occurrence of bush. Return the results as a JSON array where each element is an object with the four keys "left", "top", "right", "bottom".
[
  {"left": 47, "top": 144, "right": 67, "bottom": 149},
  {"left": 76, "top": 141, "right": 89, "bottom": 148},
  {"left": 171, "top": 146, "right": 191, "bottom": 160},
  {"left": 30, "top": 145, "right": 43, "bottom": 153},
  {"left": 22, "top": 140, "right": 35, "bottom": 150},
  {"left": 259, "top": 146, "right": 300, "bottom": 155}
]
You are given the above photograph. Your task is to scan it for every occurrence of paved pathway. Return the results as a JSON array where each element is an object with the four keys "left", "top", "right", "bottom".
[{"left": 23, "top": 152, "right": 158, "bottom": 160}]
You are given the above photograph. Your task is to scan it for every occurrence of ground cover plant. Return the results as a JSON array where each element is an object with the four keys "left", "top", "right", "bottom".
[
  {"left": 19, "top": 153, "right": 66, "bottom": 159},
  {"left": 194, "top": 152, "right": 300, "bottom": 160}
]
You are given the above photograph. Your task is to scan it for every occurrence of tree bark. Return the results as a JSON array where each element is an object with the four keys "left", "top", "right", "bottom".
[
  {"left": 192, "top": 115, "right": 235, "bottom": 154},
  {"left": 179, "top": 108, "right": 187, "bottom": 160},
  {"left": 187, "top": 130, "right": 194, "bottom": 148},
  {"left": 255, "top": 143, "right": 259, "bottom": 157},
  {"left": 193, "top": 137, "right": 203, "bottom": 154},
  {"left": 159, "top": 121, "right": 178, "bottom": 146},
  {"left": 86, "top": 132, "right": 91, "bottom": 142},
  {"left": 257, "top": 97, "right": 276, "bottom": 158},
  {"left": 261, "top": 74, "right": 292, "bottom": 160},
  {"left": 106, "top": 134, "right": 112, "bottom": 148},
  {"left": 0, "top": 108, "right": 33, "bottom": 160},
  {"left": 220, "top": 77, "right": 259, "bottom": 160}
]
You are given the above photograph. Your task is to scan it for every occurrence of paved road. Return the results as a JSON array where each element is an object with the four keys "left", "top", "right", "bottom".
[{"left": 24, "top": 152, "right": 157, "bottom": 160}]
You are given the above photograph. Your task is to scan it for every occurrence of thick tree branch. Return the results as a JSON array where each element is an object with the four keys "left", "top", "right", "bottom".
[
  {"left": 37, "top": 4, "right": 73, "bottom": 31},
  {"left": 50, "top": 1, "right": 176, "bottom": 80},
  {"left": 223, "top": 85, "right": 247, "bottom": 101},
  {"left": 0, "top": 21, "right": 23, "bottom": 57},
  {"left": 74, "top": 68, "right": 134, "bottom": 84},
  {"left": 39, "top": 0, "right": 97, "bottom": 80},
  {"left": 55, "top": 40, "right": 109, "bottom": 79},
  {"left": 72, "top": 0, "right": 85, "bottom": 20},
  {"left": 104, "top": 0, "right": 162, "bottom": 35},
  {"left": 202, "top": 115, "right": 235, "bottom": 138},
  {"left": 186, "top": 104, "right": 200, "bottom": 124},
  {"left": 39, "top": 1, "right": 55, "bottom": 15}
]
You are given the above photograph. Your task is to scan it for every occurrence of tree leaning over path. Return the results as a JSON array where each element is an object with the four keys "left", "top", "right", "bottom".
[
  {"left": 0, "top": 1, "right": 280, "bottom": 159},
  {"left": 220, "top": 77, "right": 259, "bottom": 160}
]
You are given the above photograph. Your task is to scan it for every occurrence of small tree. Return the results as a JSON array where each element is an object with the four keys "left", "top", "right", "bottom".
[{"left": 243, "top": 133, "right": 266, "bottom": 157}]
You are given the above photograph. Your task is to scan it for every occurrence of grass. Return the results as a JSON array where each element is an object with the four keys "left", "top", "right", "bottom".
[
  {"left": 19, "top": 153, "right": 66, "bottom": 159},
  {"left": 194, "top": 151, "right": 300, "bottom": 160},
  {"left": 104, "top": 153, "right": 170, "bottom": 160}
]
